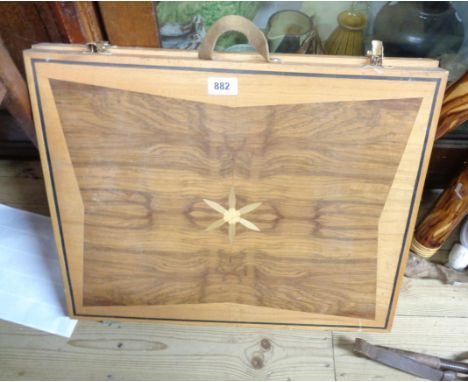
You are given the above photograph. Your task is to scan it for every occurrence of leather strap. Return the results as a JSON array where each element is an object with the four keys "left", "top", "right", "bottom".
[{"left": 198, "top": 15, "right": 270, "bottom": 62}]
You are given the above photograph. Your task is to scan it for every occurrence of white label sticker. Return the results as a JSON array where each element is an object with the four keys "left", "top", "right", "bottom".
[{"left": 208, "top": 77, "right": 238, "bottom": 96}]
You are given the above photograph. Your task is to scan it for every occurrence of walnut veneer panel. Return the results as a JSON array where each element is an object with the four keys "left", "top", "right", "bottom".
[
  {"left": 50, "top": 80, "right": 419, "bottom": 320},
  {"left": 24, "top": 46, "right": 447, "bottom": 330}
]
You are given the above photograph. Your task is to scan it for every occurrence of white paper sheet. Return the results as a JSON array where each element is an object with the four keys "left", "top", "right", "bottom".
[{"left": 0, "top": 204, "right": 77, "bottom": 337}]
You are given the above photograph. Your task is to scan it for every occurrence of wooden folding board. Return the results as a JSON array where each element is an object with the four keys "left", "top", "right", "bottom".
[{"left": 24, "top": 43, "right": 447, "bottom": 331}]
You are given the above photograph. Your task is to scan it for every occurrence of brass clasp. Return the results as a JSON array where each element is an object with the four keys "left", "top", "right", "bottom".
[
  {"left": 86, "top": 41, "right": 111, "bottom": 54},
  {"left": 367, "top": 40, "right": 384, "bottom": 67}
]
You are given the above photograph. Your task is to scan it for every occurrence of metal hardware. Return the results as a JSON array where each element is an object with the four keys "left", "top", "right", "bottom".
[
  {"left": 86, "top": 41, "right": 111, "bottom": 54},
  {"left": 367, "top": 40, "right": 384, "bottom": 67},
  {"left": 354, "top": 338, "right": 468, "bottom": 381},
  {"left": 269, "top": 57, "right": 282, "bottom": 64}
]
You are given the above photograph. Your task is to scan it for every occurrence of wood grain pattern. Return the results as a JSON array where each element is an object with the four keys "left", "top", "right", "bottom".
[
  {"left": 397, "top": 278, "right": 468, "bottom": 317},
  {"left": 99, "top": 2, "right": 160, "bottom": 47},
  {"left": 1, "top": 161, "right": 468, "bottom": 380},
  {"left": 28, "top": 42, "right": 441, "bottom": 68},
  {"left": 48, "top": 2, "right": 103, "bottom": 44},
  {"left": 0, "top": 319, "right": 334, "bottom": 381},
  {"left": 24, "top": 45, "right": 447, "bottom": 330},
  {"left": 412, "top": 166, "right": 468, "bottom": 257},
  {"left": 50, "top": 79, "right": 421, "bottom": 319},
  {"left": 1, "top": 277, "right": 467, "bottom": 380},
  {"left": 436, "top": 72, "right": 468, "bottom": 140}
]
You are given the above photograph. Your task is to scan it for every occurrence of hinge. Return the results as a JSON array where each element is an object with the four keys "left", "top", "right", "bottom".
[
  {"left": 85, "top": 41, "right": 111, "bottom": 54},
  {"left": 367, "top": 40, "right": 384, "bottom": 67}
]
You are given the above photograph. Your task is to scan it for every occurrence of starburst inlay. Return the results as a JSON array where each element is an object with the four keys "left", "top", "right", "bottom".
[{"left": 203, "top": 188, "right": 262, "bottom": 243}]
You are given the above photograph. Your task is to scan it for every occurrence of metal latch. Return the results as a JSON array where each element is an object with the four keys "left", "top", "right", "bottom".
[
  {"left": 367, "top": 40, "right": 384, "bottom": 66},
  {"left": 86, "top": 41, "right": 111, "bottom": 54}
]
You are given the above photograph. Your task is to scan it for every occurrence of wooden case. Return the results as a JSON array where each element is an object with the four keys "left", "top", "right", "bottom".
[{"left": 24, "top": 42, "right": 447, "bottom": 332}]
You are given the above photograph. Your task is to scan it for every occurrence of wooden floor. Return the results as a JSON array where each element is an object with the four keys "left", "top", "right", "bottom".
[{"left": 1, "top": 159, "right": 467, "bottom": 381}]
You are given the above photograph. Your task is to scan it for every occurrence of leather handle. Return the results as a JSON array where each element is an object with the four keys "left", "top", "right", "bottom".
[{"left": 198, "top": 15, "right": 270, "bottom": 62}]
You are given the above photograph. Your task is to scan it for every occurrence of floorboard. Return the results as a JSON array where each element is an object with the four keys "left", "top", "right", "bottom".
[
  {"left": 0, "top": 320, "right": 334, "bottom": 380},
  {"left": 333, "top": 316, "right": 468, "bottom": 381},
  {"left": 397, "top": 278, "right": 468, "bottom": 318}
]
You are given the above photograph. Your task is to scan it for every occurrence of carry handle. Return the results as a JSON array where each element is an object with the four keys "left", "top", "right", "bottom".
[{"left": 198, "top": 15, "right": 271, "bottom": 63}]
